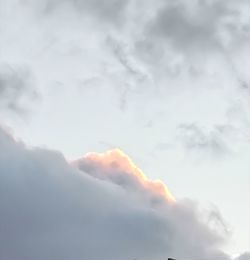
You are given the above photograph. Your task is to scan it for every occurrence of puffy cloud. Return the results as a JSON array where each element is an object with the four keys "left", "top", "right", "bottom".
[
  {"left": 0, "top": 126, "right": 231, "bottom": 260},
  {"left": 73, "top": 148, "right": 175, "bottom": 203}
]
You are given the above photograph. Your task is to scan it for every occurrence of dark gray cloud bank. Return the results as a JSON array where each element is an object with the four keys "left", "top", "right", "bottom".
[{"left": 0, "top": 126, "right": 236, "bottom": 260}]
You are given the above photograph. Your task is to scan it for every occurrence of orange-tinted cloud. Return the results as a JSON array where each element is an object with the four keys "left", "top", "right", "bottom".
[{"left": 74, "top": 149, "right": 175, "bottom": 203}]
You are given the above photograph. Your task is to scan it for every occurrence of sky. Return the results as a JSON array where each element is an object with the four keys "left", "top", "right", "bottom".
[{"left": 0, "top": 0, "right": 249, "bottom": 259}]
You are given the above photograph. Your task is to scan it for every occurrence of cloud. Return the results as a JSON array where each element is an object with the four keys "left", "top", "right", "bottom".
[
  {"left": 73, "top": 148, "right": 175, "bottom": 203},
  {"left": 104, "top": 36, "right": 151, "bottom": 110},
  {"left": 145, "top": 0, "right": 250, "bottom": 54},
  {"left": 133, "top": 0, "right": 250, "bottom": 82},
  {"left": 176, "top": 115, "right": 250, "bottom": 159},
  {"left": 0, "top": 63, "right": 38, "bottom": 116},
  {"left": 25, "top": 0, "right": 130, "bottom": 26},
  {"left": 177, "top": 123, "right": 230, "bottom": 157},
  {"left": 0, "top": 1, "right": 247, "bottom": 256},
  {"left": 236, "top": 252, "right": 250, "bottom": 260},
  {"left": 0, "top": 126, "right": 231, "bottom": 260},
  {"left": 72, "top": 0, "right": 129, "bottom": 24}
]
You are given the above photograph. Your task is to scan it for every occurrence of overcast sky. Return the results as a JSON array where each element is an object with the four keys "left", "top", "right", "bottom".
[{"left": 0, "top": 0, "right": 249, "bottom": 259}]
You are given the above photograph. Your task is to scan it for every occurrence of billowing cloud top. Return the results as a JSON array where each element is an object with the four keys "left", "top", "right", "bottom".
[{"left": 74, "top": 149, "right": 175, "bottom": 203}]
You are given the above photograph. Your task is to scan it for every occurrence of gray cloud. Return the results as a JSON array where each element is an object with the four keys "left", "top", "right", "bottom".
[
  {"left": 0, "top": 126, "right": 231, "bottom": 260},
  {"left": 25, "top": 0, "right": 130, "bottom": 26},
  {"left": 177, "top": 123, "right": 230, "bottom": 157},
  {"left": 0, "top": 64, "right": 38, "bottom": 115},
  {"left": 236, "top": 252, "right": 250, "bottom": 260},
  {"left": 73, "top": 0, "right": 129, "bottom": 24},
  {"left": 176, "top": 120, "right": 250, "bottom": 160},
  {"left": 145, "top": 0, "right": 250, "bottom": 54},
  {"left": 132, "top": 0, "right": 250, "bottom": 82},
  {"left": 105, "top": 37, "right": 150, "bottom": 110},
  {"left": 107, "top": 37, "right": 145, "bottom": 78}
]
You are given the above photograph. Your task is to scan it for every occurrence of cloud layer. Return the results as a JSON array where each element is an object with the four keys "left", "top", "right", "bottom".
[
  {"left": 0, "top": 0, "right": 249, "bottom": 257},
  {"left": 0, "top": 127, "right": 231, "bottom": 260}
]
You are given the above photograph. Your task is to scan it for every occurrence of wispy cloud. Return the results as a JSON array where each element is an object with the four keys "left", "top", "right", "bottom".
[
  {"left": 177, "top": 123, "right": 230, "bottom": 157},
  {"left": 0, "top": 63, "right": 39, "bottom": 116}
]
